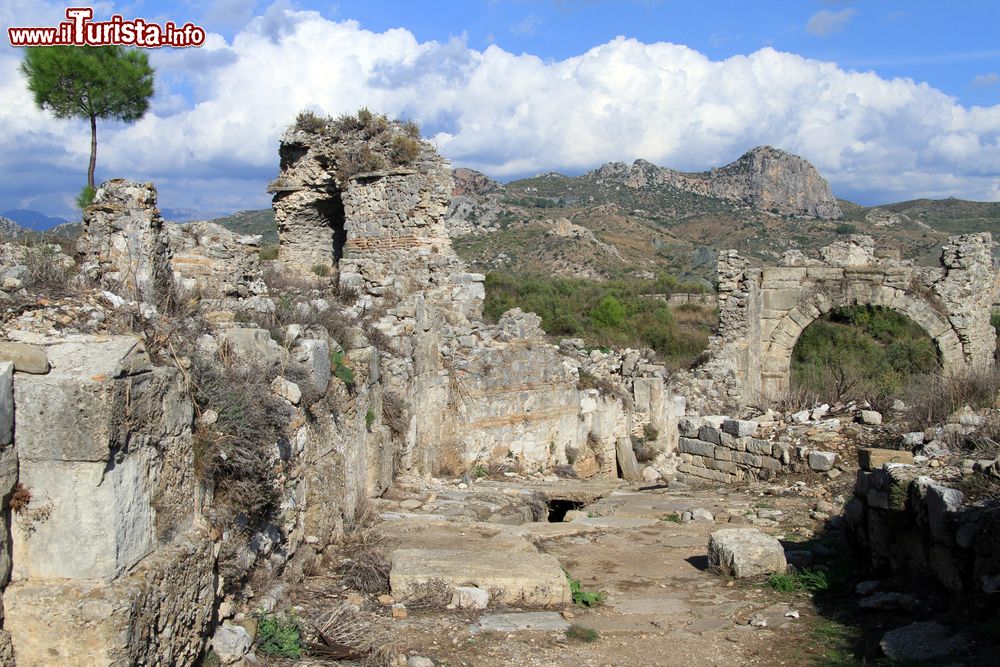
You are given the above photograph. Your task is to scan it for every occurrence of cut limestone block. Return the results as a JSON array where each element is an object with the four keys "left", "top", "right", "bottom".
[
  {"left": 707, "top": 528, "right": 787, "bottom": 578},
  {"left": 858, "top": 448, "right": 914, "bottom": 471},
  {"left": 390, "top": 548, "right": 571, "bottom": 606}
]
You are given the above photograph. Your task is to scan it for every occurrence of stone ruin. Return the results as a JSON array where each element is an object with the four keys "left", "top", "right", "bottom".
[
  {"left": 2, "top": 112, "right": 999, "bottom": 665},
  {"left": 676, "top": 233, "right": 1000, "bottom": 413}
]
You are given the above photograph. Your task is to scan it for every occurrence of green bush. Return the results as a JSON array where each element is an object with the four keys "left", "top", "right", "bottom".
[
  {"left": 256, "top": 612, "right": 302, "bottom": 658},
  {"left": 482, "top": 272, "right": 713, "bottom": 366},
  {"left": 365, "top": 407, "right": 375, "bottom": 430},
  {"left": 258, "top": 244, "right": 279, "bottom": 261},
  {"left": 590, "top": 295, "right": 625, "bottom": 328},
  {"left": 331, "top": 349, "right": 355, "bottom": 388},
  {"left": 834, "top": 223, "right": 857, "bottom": 235},
  {"left": 76, "top": 185, "right": 95, "bottom": 210},
  {"left": 792, "top": 305, "right": 938, "bottom": 404},
  {"left": 564, "top": 569, "right": 604, "bottom": 607}
]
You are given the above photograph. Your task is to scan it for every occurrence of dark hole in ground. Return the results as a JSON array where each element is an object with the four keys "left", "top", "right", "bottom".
[{"left": 547, "top": 499, "right": 585, "bottom": 523}]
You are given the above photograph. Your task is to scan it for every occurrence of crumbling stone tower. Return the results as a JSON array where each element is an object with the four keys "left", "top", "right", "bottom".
[{"left": 269, "top": 112, "right": 481, "bottom": 316}]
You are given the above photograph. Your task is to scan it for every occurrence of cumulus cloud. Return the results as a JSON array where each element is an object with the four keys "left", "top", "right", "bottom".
[
  {"left": 2, "top": 1, "right": 1000, "bottom": 218},
  {"left": 805, "top": 8, "right": 857, "bottom": 36}
]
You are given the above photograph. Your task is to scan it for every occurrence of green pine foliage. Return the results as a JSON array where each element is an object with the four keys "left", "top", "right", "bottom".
[{"left": 20, "top": 46, "right": 154, "bottom": 189}]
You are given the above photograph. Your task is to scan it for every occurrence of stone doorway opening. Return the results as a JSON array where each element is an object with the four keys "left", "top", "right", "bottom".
[{"left": 789, "top": 304, "right": 940, "bottom": 406}]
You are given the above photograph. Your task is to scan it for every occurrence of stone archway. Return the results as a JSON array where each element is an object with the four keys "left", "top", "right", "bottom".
[
  {"left": 761, "top": 283, "right": 963, "bottom": 398},
  {"left": 686, "top": 234, "right": 999, "bottom": 411}
]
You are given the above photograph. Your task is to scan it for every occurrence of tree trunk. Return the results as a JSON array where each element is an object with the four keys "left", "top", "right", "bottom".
[{"left": 88, "top": 114, "right": 97, "bottom": 190}]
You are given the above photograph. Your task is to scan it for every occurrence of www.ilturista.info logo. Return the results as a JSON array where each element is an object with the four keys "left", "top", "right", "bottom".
[{"left": 8, "top": 7, "right": 206, "bottom": 48}]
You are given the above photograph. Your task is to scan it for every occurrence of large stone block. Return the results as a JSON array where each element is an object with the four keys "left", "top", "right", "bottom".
[
  {"left": 389, "top": 548, "right": 571, "bottom": 606},
  {"left": 6, "top": 532, "right": 215, "bottom": 666},
  {"left": 707, "top": 528, "right": 787, "bottom": 578},
  {"left": 14, "top": 336, "right": 152, "bottom": 462}
]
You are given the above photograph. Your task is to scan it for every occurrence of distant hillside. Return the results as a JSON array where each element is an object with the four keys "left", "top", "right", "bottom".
[
  {"left": 2, "top": 209, "right": 68, "bottom": 231},
  {"left": 208, "top": 209, "right": 277, "bottom": 243}
]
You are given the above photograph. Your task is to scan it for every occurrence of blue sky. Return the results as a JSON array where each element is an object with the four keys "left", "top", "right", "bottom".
[{"left": 2, "top": 0, "right": 999, "bottom": 220}]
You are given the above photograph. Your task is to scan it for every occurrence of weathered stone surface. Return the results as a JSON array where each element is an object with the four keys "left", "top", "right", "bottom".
[
  {"left": 474, "top": 612, "right": 571, "bottom": 633},
  {"left": 707, "top": 528, "right": 787, "bottom": 578},
  {"left": 616, "top": 437, "right": 642, "bottom": 482},
  {"left": 808, "top": 451, "right": 837, "bottom": 472},
  {"left": 220, "top": 327, "right": 285, "bottom": 369},
  {"left": 722, "top": 419, "right": 757, "bottom": 437},
  {"left": 879, "top": 622, "right": 967, "bottom": 663},
  {"left": 6, "top": 532, "right": 215, "bottom": 667},
  {"left": 0, "top": 343, "right": 49, "bottom": 374},
  {"left": 12, "top": 336, "right": 193, "bottom": 581},
  {"left": 859, "top": 410, "right": 882, "bottom": 425},
  {"left": 0, "top": 362, "right": 11, "bottom": 445},
  {"left": 451, "top": 586, "right": 490, "bottom": 610},
  {"left": 674, "top": 232, "right": 997, "bottom": 413},
  {"left": 858, "top": 448, "right": 913, "bottom": 471},
  {"left": 389, "top": 548, "right": 571, "bottom": 606},
  {"left": 271, "top": 376, "right": 302, "bottom": 405},
  {"left": 78, "top": 179, "right": 173, "bottom": 303},
  {"left": 211, "top": 622, "right": 253, "bottom": 663}
]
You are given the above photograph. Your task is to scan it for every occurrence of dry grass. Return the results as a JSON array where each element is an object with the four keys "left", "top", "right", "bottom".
[
  {"left": 293, "top": 578, "right": 398, "bottom": 666},
  {"left": 333, "top": 508, "right": 391, "bottom": 594},
  {"left": 397, "top": 579, "right": 453, "bottom": 610},
  {"left": 381, "top": 391, "right": 409, "bottom": 439},
  {"left": 434, "top": 440, "right": 466, "bottom": 477},
  {"left": 905, "top": 365, "right": 1000, "bottom": 430}
]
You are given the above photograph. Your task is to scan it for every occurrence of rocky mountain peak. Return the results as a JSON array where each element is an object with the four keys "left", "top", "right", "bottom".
[
  {"left": 452, "top": 168, "right": 503, "bottom": 197},
  {"left": 589, "top": 147, "right": 842, "bottom": 219}
]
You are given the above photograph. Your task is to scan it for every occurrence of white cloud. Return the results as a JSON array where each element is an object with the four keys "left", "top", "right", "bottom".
[
  {"left": 805, "top": 8, "right": 857, "bottom": 37},
  {"left": 2, "top": 1, "right": 1000, "bottom": 218},
  {"left": 972, "top": 72, "right": 1000, "bottom": 88}
]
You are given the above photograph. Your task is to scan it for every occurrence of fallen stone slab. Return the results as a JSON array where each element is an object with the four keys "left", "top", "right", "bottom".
[
  {"left": 708, "top": 528, "right": 787, "bottom": 579},
  {"left": 451, "top": 586, "right": 490, "bottom": 610},
  {"left": 472, "top": 612, "right": 570, "bottom": 633},
  {"left": 0, "top": 342, "right": 49, "bottom": 374},
  {"left": 880, "top": 622, "right": 968, "bottom": 662},
  {"left": 390, "top": 548, "right": 571, "bottom": 606},
  {"left": 858, "top": 448, "right": 913, "bottom": 471}
]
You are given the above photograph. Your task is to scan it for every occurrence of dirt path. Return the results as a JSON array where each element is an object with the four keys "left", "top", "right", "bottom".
[{"left": 382, "top": 483, "right": 828, "bottom": 667}]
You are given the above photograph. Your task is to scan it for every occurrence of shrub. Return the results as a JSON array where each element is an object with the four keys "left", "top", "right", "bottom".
[
  {"left": 335, "top": 509, "right": 391, "bottom": 594},
  {"left": 311, "top": 263, "right": 330, "bottom": 277},
  {"left": 389, "top": 135, "right": 421, "bottom": 165},
  {"left": 564, "top": 569, "right": 604, "bottom": 607},
  {"left": 590, "top": 295, "right": 625, "bottom": 328},
  {"left": 381, "top": 391, "right": 409, "bottom": 438},
  {"left": 189, "top": 356, "right": 289, "bottom": 525},
  {"left": 258, "top": 244, "right": 279, "bottom": 261},
  {"left": 76, "top": 184, "right": 96, "bottom": 210},
  {"left": 294, "top": 109, "right": 328, "bottom": 134},
  {"left": 834, "top": 223, "right": 857, "bottom": 234},
  {"left": 565, "top": 624, "right": 599, "bottom": 643},
  {"left": 642, "top": 424, "right": 659, "bottom": 441},
  {"left": 906, "top": 364, "right": 1000, "bottom": 430},
  {"left": 792, "top": 305, "right": 938, "bottom": 404},
  {"left": 365, "top": 407, "right": 376, "bottom": 430},
  {"left": 331, "top": 349, "right": 356, "bottom": 388},
  {"left": 256, "top": 612, "right": 303, "bottom": 658}
]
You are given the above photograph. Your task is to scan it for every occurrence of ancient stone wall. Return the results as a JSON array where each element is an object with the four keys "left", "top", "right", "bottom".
[
  {"left": 846, "top": 462, "right": 1000, "bottom": 595},
  {"left": 78, "top": 180, "right": 173, "bottom": 304},
  {"left": 679, "top": 234, "right": 1000, "bottom": 413}
]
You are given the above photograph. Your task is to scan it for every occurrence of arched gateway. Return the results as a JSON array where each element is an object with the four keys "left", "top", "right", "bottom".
[{"left": 694, "top": 234, "right": 999, "bottom": 410}]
